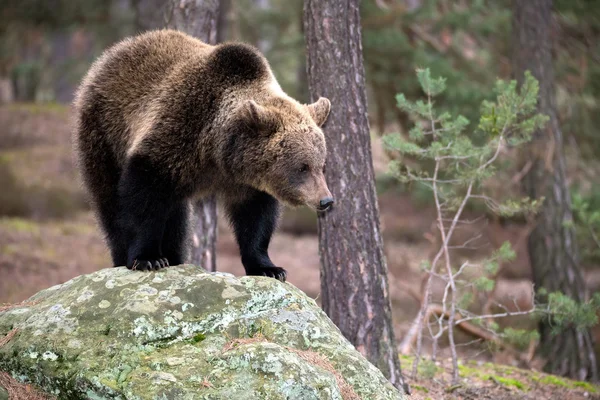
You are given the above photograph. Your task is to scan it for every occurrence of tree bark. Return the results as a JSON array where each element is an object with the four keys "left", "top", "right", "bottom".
[
  {"left": 167, "top": 0, "right": 219, "bottom": 271},
  {"left": 167, "top": 0, "right": 219, "bottom": 44},
  {"left": 216, "top": 0, "right": 230, "bottom": 43},
  {"left": 512, "top": 0, "right": 598, "bottom": 381},
  {"left": 304, "top": 0, "right": 408, "bottom": 393}
]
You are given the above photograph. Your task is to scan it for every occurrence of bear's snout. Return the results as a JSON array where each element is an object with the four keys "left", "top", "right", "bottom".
[
  {"left": 318, "top": 197, "right": 334, "bottom": 212},
  {"left": 308, "top": 174, "right": 333, "bottom": 212}
]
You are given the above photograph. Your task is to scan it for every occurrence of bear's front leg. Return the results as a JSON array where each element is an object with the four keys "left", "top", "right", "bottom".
[
  {"left": 226, "top": 189, "right": 287, "bottom": 282},
  {"left": 118, "top": 155, "right": 173, "bottom": 271}
]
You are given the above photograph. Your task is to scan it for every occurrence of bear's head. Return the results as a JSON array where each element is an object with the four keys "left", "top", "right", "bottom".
[{"left": 231, "top": 96, "right": 334, "bottom": 212}]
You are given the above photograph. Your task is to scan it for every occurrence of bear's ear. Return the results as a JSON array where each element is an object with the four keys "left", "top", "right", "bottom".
[
  {"left": 242, "top": 100, "right": 280, "bottom": 135},
  {"left": 306, "top": 97, "right": 331, "bottom": 127}
]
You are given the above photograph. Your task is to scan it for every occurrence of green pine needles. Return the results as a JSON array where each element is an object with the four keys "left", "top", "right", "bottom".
[
  {"left": 386, "top": 69, "right": 600, "bottom": 384},
  {"left": 384, "top": 68, "right": 546, "bottom": 214}
]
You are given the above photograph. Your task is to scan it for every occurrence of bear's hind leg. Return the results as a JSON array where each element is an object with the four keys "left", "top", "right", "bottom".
[
  {"left": 161, "top": 201, "right": 191, "bottom": 266},
  {"left": 77, "top": 132, "right": 127, "bottom": 266},
  {"left": 226, "top": 189, "right": 286, "bottom": 282},
  {"left": 96, "top": 200, "right": 128, "bottom": 267},
  {"left": 118, "top": 155, "right": 174, "bottom": 271}
]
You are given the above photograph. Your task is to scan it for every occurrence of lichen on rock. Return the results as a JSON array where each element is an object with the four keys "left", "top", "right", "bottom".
[{"left": 0, "top": 265, "right": 404, "bottom": 399}]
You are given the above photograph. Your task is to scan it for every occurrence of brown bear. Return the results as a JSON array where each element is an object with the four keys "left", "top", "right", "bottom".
[{"left": 73, "top": 29, "right": 333, "bottom": 281}]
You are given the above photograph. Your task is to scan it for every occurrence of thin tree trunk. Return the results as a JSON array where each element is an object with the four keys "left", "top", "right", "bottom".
[
  {"left": 167, "top": 0, "right": 219, "bottom": 271},
  {"left": 512, "top": 0, "right": 598, "bottom": 381},
  {"left": 189, "top": 195, "right": 218, "bottom": 272},
  {"left": 216, "top": 0, "right": 230, "bottom": 43},
  {"left": 304, "top": 0, "right": 408, "bottom": 393}
]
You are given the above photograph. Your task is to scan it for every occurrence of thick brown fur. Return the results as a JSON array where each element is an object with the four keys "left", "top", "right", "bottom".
[{"left": 73, "top": 30, "right": 332, "bottom": 280}]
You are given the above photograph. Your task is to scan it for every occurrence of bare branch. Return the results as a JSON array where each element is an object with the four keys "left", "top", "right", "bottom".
[
  {"left": 454, "top": 307, "right": 537, "bottom": 325},
  {"left": 511, "top": 160, "right": 533, "bottom": 185}
]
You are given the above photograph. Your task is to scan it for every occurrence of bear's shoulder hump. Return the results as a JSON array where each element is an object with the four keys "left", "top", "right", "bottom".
[{"left": 208, "top": 43, "right": 269, "bottom": 84}]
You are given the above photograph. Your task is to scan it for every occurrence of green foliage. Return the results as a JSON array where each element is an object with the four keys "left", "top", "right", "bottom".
[
  {"left": 534, "top": 374, "right": 570, "bottom": 388},
  {"left": 479, "top": 71, "right": 548, "bottom": 145},
  {"left": 495, "top": 241, "right": 516, "bottom": 262},
  {"left": 391, "top": 69, "right": 600, "bottom": 367},
  {"left": 362, "top": 0, "right": 600, "bottom": 168},
  {"left": 418, "top": 359, "right": 440, "bottom": 379},
  {"left": 532, "top": 374, "right": 598, "bottom": 393},
  {"left": 473, "top": 277, "right": 495, "bottom": 292},
  {"left": 546, "top": 292, "right": 600, "bottom": 333},
  {"left": 419, "top": 260, "right": 432, "bottom": 272},
  {"left": 384, "top": 69, "right": 545, "bottom": 214},
  {"left": 572, "top": 380, "right": 597, "bottom": 393},
  {"left": 361, "top": 0, "right": 512, "bottom": 131},
  {"left": 571, "top": 185, "right": 600, "bottom": 264},
  {"left": 553, "top": 0, "right": 600, "bottom": 158},
  {"left": 501, "top": 327, "right": 540, "bottom": 349},
  {"left": 492, "top": 376, "right": 527, "bottom": 391},
  {"left": 457, "top": 292, "right": 474, "bottom": 309},
  {"left": 410, "top": 384, "right": 429, "bottom": 393},
  {"left": 488, "top": 321, "right": 500, "bottom": 333},
  {"left": 390, "top": 69, "right": 546, "bottom": 368},
  {"left": 192, "top": 333, "right": 206, "bottom": 343}
]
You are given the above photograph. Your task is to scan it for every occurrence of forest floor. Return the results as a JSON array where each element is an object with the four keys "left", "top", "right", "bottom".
[
  {"left": 402, "top": 354, "right": 599, "bottom": 399},
  {"left": 1, "top": 103, "right": 599, "bottom": 399}
]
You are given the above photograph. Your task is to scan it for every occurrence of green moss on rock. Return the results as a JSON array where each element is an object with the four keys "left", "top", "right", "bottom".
[{"left": 0, "top": 265, "right": 403, "bottom": 399}]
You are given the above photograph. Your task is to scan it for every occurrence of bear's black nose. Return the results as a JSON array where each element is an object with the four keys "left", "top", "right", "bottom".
[{"left": 318, "top": 197, "right": 334, "bottom": 211}]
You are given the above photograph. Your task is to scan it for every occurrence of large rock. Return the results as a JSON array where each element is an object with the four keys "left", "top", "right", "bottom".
[{"left": 0, "top": 265, "right": 403, "bottom": 399}]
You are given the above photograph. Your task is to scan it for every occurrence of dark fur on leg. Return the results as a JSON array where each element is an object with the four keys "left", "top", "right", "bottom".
[
  {"left": 76, "top": 99, "right": 129, "bottom": 267},
  {"left": 117, "top": 154, "right": 176, "bottom": 271},
  {"left": 226, "top": 189, "right": 285, "bottom": 281},
  {"left": 97, "top": 201, "right": 129, "bottom": 267}
]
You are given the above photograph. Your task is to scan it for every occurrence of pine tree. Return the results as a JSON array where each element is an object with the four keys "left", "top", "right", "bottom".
[{"left": 304, "top": 0, "right": 408, "bottom": 393}]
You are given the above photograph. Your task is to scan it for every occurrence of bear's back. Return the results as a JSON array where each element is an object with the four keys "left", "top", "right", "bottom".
[
  {"left": 76, "top": 30, "right": 209, "bottom": 112},
  {"left": 75, "top": 30, "right": 272, "bottom": 128},
  {"left": 74, "top": 30, "right": 274, "bottom": 173},
  {"left": 74, "top": 30, "right": 216, "bottom": 163}
]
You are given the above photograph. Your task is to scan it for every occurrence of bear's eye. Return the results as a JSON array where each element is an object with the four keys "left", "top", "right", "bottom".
[{"left": 299, "top": 164, "right": 309, "bottom": 173}]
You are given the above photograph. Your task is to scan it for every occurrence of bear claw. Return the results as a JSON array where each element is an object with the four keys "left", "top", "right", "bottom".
[
  {"left": 130, "top": 257, "right": 170, "bottom": 271},
  {"left": 248, "top": 266, "right": 287, "bottom": 282}
]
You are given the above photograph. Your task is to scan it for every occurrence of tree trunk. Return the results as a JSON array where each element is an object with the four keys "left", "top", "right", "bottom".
[
  {"left": 216, "top": 0, "right": 230, "bottom": 43},
  {"left": 167, "top": 0, "right": 219, "bottom": 44},
  {"left": 304, "top": 0, "right": 408, "bottom": 393},
  {"left": 512, "top": 0, "right": 598, "bottom": 381},
  {"left": 167, "top": 0, "right": 219, "bottom": 271}
]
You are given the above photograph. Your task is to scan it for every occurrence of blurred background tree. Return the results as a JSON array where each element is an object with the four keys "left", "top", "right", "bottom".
[{"left": 512, "top": 0, "right": 598, "bottom": 381}]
